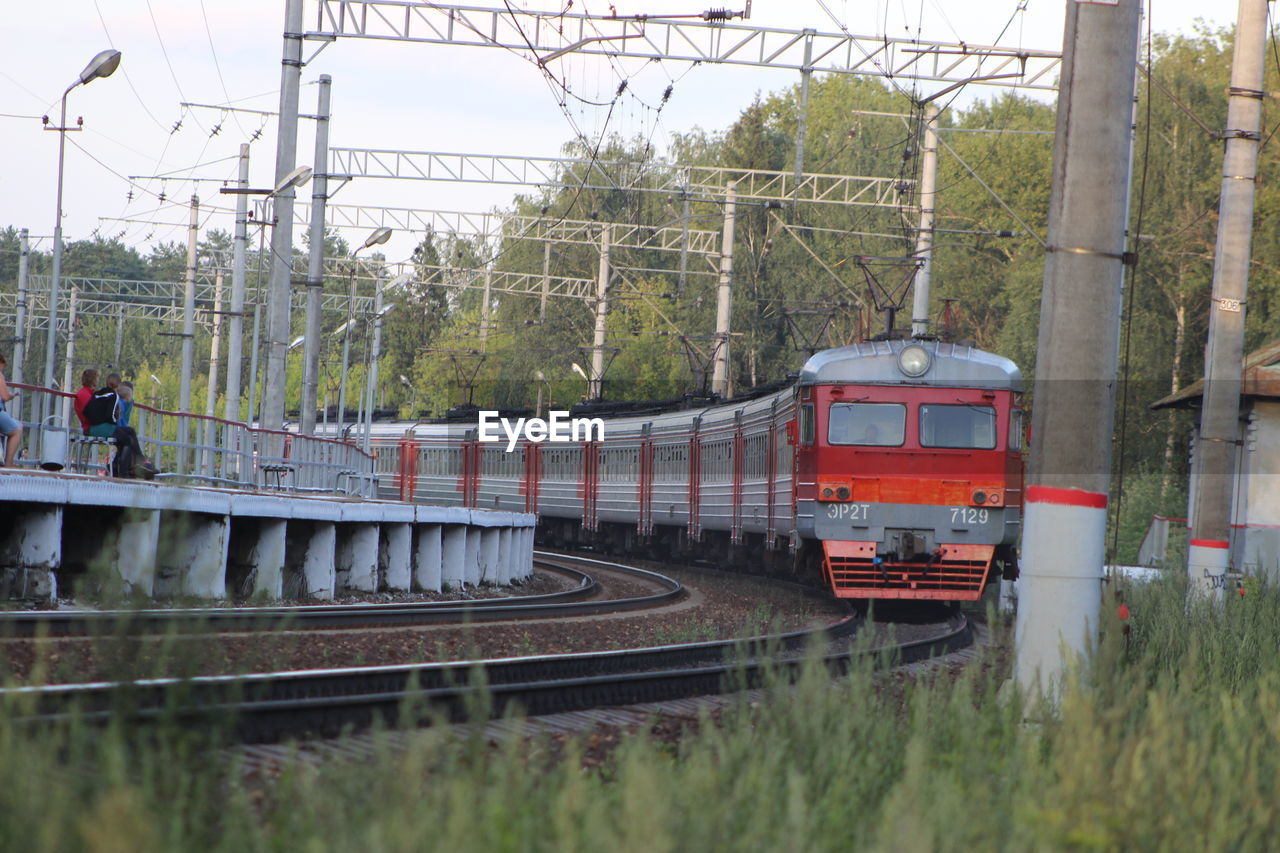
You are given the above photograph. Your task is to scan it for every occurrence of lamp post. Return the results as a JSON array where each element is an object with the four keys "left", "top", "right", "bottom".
[
  {"left": 336, "top": 227, "right": 392, "bottom": 442},
  {"left": 43, "top": 49, "right": 121, "bottom": 430},
  {"left": 361, "top": 272, "right": 409, "bottom": 451}
]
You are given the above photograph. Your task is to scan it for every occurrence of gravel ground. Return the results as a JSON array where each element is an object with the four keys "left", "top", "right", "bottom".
[{"left": 1, "top": 562, "right": 850, "bottom": 685}]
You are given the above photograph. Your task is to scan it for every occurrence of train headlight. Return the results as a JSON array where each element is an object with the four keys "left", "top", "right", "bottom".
[{"left": 897, "top": 344, "right": 931, "bottom": 377}]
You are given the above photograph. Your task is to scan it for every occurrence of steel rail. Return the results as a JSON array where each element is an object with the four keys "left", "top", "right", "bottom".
[
  {"left": 0, "top": 555, "right": 678, "bottom": 637},
  {"left": 2, "top": 556, "right": 971, "bottom": 744}
]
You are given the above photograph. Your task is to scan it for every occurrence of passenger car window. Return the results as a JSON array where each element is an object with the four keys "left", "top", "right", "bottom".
[
  {"left": 828, "top": 403, "right": 906, "bottom": 446},
  {"left": 920, "top": 404, "right": 996, "bottom": 449}
]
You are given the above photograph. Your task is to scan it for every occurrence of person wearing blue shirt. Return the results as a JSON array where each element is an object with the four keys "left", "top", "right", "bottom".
[{"left": 117, "top": 381, "right": 134, "bottom": 428}]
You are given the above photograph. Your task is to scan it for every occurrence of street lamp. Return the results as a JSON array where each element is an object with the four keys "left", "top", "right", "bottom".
[
  {"left": 337, "top": 228, "right": 394, "bottom": 442},
  {"left": 43, "top": 48, "right": 121, "bottom": 430}
]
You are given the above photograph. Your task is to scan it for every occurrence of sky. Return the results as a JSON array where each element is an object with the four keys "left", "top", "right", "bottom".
[{"left": 0, "top": 1, "right": 1239, "bottom": 266}]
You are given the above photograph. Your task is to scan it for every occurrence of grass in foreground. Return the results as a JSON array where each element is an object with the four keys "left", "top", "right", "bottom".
[{"left": 2, "top": 573, "right": 1280, "bottom": 851}]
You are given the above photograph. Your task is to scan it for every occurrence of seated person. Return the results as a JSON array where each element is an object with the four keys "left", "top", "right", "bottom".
[
  {"left": 82, "top": 384, "right": 155, "bottom": 479},
  {"left": 74, "top": 368, "right": 99, "bottom": 434},
  {"left": 117, "top": 381, "right": 134, "bottom": 429}
]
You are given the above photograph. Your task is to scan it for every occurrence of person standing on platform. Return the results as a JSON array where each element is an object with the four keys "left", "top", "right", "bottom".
[{"left": 0, "top": 353, "right": 22, "bottom": 468}]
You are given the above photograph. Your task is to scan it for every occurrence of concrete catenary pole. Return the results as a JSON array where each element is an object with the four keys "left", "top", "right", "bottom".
[
  {"left": 261, "top": 0, "right": 305, "bottom": 437},
  {"left": 589, "top": 226, "right": 611, "bottom": 401},
  {"left": 202, "top": 273, "right": 224, "bottom": 474},
  {"left": 362, "top": 273, "right": 385, "bottom": 452},
  {"left": 710, "top": 181, "right": 737, "bottom": 398},
  {"left": 12, "top": 229, "right": 29, "bottom": 394},
  {"left": 1187, "top": 0, "right": 1270, "bottom": 599},
  {"left": 1014, "top": 0, "right": 1142, "bottom": 699},
  {"left": 113, "top": 303, "right": 124, "bottom": 368},
  {"left": 792, "top": 32, "right": 815, "bottom": 206},
  {"left": 540, "top": 240, "right": 551, "bottom": 323},
  {"left": 59, "top": 288, "right": 78, "bottom": 428},
  {"left": 179, "top": 195, "right": 199, "bottom": 474},
  {"left": 480, "top": 265, "right": 493, "bottom": 350},
  {"left": 225, "top": 143, "right": 250, "bottom": 425},
  {"left": 300, "top": 74, "right": 332, "bottom": 437},
  {"left": 336, "top": 269, "right": 357, "bottom": 440},
  {"left": 247, "top": 303, "right": 262, "bottom": 424},
  {"left": 911, "top": 104, "right": 940, "bottom": 338}
]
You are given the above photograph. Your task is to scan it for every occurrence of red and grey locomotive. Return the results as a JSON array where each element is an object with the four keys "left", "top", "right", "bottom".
[{"left": 371, "top": 338, "right": 1024, "bottom": 602}]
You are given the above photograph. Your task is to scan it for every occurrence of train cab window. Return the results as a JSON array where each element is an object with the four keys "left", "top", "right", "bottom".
[
  {"left": 799, "top": 404, "right": 815, "bottom": 445},
  {"left": 828, "top": 403, "right": 905, "bottom": 446},
  {"left": 919, "top": 405, "right": 997, "bottom": 449},
  {"left": 1009, "top": 409, "right": 1023, "bottom": 451}
]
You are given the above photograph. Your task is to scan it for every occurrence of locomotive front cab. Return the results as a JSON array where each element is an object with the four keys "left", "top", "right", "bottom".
[{"left": 794, "top": 341, "right": 1025, "bottom": 601}]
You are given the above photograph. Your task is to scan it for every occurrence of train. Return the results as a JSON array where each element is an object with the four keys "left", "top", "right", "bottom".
[{"left": 365, "top": 339, "right": 1025, "bottom": 601}]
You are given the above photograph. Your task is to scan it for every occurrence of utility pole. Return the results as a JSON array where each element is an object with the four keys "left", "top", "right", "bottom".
[
  {"left": 362, "top": 273, "right": 385, "bottom": 452},
  {"left": 479, "top": 265, "right": 492, "bottom": 350},
  {"left": 337, "top": 270, "right": 357, "bottom": 439},
  {"left": 710, "top": 181, "right": 737, "bottom": 398},
  {"left": 540, "top": 241, "right": 551, "bottom": 323},
  {"left": 247, "top": 303, "right": 262, "bottom": 425},
  {"left": 911, "top": 104, "right": 940, "bottom": 338},
  {"left": 589, "top": 226, "right": 611, "bottom": 401},
  {"left": 59, "top": 288, "right": 78, "bottom": 427},
  {"left": 262, "top": 0, "right": 305, "bottom": 437},
  {"left": 203, "top": 273, "right": 224, "bottom": 475},
  {"left": 113, "top": 303, "right": 125, "bottom": 368},
  {"left": 300, "top": 74, "right": 332, "bottom": 437},
  {"left": 792, "top": 31, "right": 815, "bottom": 205},
  {"left": 1014, "top": 0, "right": 1142, "bottom": 699},
  {"left": 12, "top": 229, "right": 29, "bottom": 397},
  {"left": 678, "top": 189, "right": 691, "bottom": 296},
  {"left": 225, "top": 143, "right": 250, "bottom": 425},
  {"left": 1187, "top": 0, "right": 1270, "bottom": 599},
  {"left": 179, "top": 194, "right": 199, "bottom": 474}
]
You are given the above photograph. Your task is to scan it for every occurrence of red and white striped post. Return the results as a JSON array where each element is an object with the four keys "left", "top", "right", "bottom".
[{"left": 1013, "top": 0, "right": 1142, "bottom": 699}]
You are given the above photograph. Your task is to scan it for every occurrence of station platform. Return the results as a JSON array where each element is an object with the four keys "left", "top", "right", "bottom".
[{"left": 0, "top": 469, "right": 534, "bottom": 601}]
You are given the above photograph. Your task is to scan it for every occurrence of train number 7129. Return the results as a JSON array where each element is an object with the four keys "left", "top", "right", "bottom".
[{"left": 950, "top": 507, "right": 989, "bottom": 525}]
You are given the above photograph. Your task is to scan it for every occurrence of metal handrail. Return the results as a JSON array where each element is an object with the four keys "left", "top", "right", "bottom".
[{"left": 6, "top": 382, "right": 376, "bottom": 497}]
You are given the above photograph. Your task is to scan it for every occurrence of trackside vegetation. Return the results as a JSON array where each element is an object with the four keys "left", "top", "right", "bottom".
[{"left": 0, "top": 571, "right": 1278, "bottom": 850}]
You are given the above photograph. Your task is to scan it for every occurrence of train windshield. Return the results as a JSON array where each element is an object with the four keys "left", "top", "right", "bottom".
[
  {"left": 828, "top": 403, "right": 905, "bottom": 446},
  {"left": 919, "top": 404, "right": 997, "bottom": 449}
]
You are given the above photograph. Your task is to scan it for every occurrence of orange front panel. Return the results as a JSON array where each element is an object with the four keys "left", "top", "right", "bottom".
[{"left": 822, "top": 541, "right": 995, "bottom": 601}]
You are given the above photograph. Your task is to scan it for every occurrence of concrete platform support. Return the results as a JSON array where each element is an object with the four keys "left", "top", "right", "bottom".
[
  {"left": 380, "top": 523, "right": 412, "bottom": 592},
  {"left": 155, "top": 512, "right": 230, "bottom": 599},
  {"left": 336, "top": 524, "right": 379, "bottom": 593},
  {"left": 105, "top": 509, "right": 160, "bottom": 597},
  {"left": 497, "top": 527, "right": 513, "bottom": 585},
  {"left": 226, "top": 518, "right": 286, "bottom": 599},
  {"left": 442, "top": 525, "right": 467, "bottom": 590},
  {"left": 519, "top": 528, "right": 535, "bottom": 580},
  {"left": 479, "top": 528, "right": 501, "bottom": 585},
  {"left": 463, "top": 527, "right": 482, "bottom": 587},
  {"left": 0, "top": 505, "right": 62, "bottom": 600},
  {"left": 414, "top": 524, "right": 443, "bottom": 592},
  {"left": 285, "top": 521, "right": 337, "bottom": 600}
]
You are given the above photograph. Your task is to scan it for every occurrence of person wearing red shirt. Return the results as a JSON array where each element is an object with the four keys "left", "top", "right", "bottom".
[{"left": 73, "top": 368, "right": 99, "bottom": 434}]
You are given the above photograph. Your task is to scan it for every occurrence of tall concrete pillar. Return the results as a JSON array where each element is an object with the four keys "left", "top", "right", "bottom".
[
  {"left": 107, "top": 508, "right": 159, "bottom": 597},
  {"left": 414, "top": 524, "right": 443, "bottom": 592}
]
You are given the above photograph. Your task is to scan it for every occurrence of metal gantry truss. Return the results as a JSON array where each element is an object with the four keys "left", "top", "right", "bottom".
[
  {"left": 327, "top": 148, "right": 912, "bottom": 210},
  {"left": 306, "top": 1, "right": 1061, "bottom": 90}
]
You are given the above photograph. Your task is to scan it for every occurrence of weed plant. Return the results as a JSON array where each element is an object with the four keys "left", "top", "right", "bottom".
[{"left": 3, "top": 571, "right": 1280, "bottom": 850}]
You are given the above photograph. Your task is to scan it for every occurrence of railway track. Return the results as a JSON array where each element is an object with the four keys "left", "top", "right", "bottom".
[
  {"left": 4, "top": 554, "right": 972, "bottom": 744},
  {"left": 0, "top": 553, "right": 678, "bottom": 637}
]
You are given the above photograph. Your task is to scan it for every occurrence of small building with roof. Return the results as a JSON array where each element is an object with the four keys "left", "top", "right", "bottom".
[{"left": 1151, "top": 339, "right": 1280, "bottom": 577}]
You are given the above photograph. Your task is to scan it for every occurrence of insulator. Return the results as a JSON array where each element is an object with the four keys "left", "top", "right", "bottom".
[{"left": 702, "top": 8, "right": 733, "bottom": 21}]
